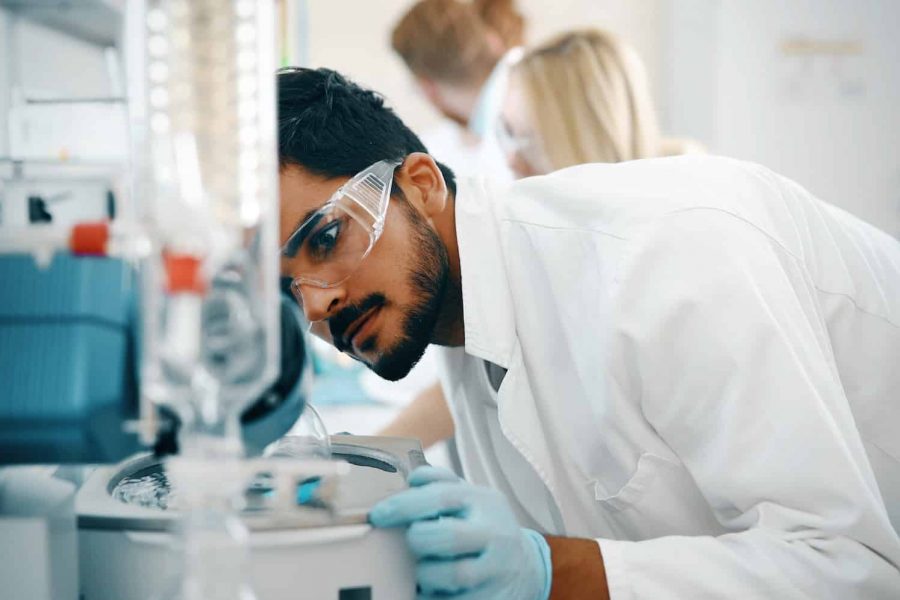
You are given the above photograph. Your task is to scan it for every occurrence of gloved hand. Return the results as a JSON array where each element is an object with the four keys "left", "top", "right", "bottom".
[{"left": 369, "top": 466, "right": 552, "bottom": 600}]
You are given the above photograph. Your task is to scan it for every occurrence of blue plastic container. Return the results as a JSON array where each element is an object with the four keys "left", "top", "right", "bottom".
[{"left": 0, "top": 254, "right": 139, "bottom": 463}]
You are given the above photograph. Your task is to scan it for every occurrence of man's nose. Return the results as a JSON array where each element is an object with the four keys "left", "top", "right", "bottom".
[{"left": 297, "top": 283, "right": 345, "bottom": 324}]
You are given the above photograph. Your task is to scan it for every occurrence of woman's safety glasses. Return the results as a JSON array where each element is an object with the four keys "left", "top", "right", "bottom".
[
  {"left": 281, "top": 159, "right": 402, "bottom": 309},
  {"left": 495, "top": 117, "right": 534, "bottom": 157}
]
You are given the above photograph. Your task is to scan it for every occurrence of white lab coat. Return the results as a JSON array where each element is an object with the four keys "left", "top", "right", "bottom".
[{"left": 436, "top": 155, "right": 900, "bottom": 599}]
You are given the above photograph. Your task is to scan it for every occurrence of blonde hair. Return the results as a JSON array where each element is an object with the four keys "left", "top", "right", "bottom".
[
  {"left": 392, "top": 0, "right": 526, "bottom": 86},
  {"left": 512, "top": 29, "right": 667, "bottom": 169}
]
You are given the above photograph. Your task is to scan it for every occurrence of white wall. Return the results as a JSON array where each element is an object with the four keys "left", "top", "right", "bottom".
[
  {"left": 664, "top": 0, "right": 900, "bottom": 236},
  {"left": 14, "top": 17, "right": 113, "bottom": 98},
  {"left": 304, "top": 1, "right": 429, "bottom": 129}
]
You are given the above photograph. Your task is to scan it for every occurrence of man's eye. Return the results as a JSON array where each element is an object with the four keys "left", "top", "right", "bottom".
[{"left": 308, "top": 220, "right": 341, "bottom": 259}]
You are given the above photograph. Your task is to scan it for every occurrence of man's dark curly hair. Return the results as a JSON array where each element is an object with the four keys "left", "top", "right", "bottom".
[{"left": 277, "top": 67, "right": 456, "bottom": 197}]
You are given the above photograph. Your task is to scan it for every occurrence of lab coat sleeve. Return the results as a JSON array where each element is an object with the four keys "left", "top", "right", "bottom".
[{"left": 597, "top": 209, "right": 900, "bottom": 599}]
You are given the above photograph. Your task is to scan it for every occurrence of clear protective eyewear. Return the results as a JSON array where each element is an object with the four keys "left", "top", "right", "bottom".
[
  {"left": 281, "top": 159, "right": 402, "bottom": 306},
  {"left": 495, "top": 117, "right": 535, "bottom": 157},
  {"left": 494, "top": 117, "right": 553, "bottom": 175}
]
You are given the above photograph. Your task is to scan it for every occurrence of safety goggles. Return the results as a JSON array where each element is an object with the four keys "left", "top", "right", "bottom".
[
  {"left": 494, "top": 118, "right": 553, "bottom": 176},
  {"left": 495, "top": 117, "right": 536, "bottom": 157},
  {"left": 281, "top": 159, "right": 402, "bottom": 307}
]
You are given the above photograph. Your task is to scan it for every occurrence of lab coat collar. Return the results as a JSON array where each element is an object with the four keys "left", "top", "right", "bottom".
[
  {"left": 454, "top": 177, "right": 518, "bottom": 370},
  {"left": 453, "top": 178, "right": 591, "bottom": 533}
]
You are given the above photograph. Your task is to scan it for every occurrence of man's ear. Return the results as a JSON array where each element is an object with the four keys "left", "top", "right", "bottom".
[{"left": 398, "top": 152, "right": 448, "bottom": 218}]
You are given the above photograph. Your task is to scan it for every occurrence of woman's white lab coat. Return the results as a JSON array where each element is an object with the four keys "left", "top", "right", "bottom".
[{"left": 436, "top": 155, "right": 900, "bottom": 599}]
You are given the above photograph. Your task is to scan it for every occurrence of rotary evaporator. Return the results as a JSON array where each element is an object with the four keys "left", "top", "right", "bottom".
[{"left": 0, "top": 2, "right": 418, "bottom": 599}]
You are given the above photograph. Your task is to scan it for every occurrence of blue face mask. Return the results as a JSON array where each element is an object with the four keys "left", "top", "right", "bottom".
[{"left": 468, "top": 47, "right": 524, "bottom": 138}]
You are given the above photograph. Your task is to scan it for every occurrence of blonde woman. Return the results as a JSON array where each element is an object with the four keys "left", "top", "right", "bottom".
[{"left": 498, "top": 28, "right": 702, "bottom": 177}]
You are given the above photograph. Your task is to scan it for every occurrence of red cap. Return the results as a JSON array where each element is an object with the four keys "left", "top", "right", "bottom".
[
  {"left": 164, "top": 254, "right": 206, "bottom": 294},
  {"left": 70, "top": 222, "right": 109, "bottom": 256}
]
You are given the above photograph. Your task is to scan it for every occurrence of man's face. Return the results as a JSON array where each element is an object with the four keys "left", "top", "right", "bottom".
[{"left": 280, "top": 165, "right": 449, "bottom": 381}]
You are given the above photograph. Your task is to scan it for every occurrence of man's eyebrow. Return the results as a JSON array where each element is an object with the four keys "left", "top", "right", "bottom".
[
  {"left": 282, "top": 207, "right": 323, "bottom": 256},
  {"left": 293, "top": 207, "right": 319, "bottom": 237}
]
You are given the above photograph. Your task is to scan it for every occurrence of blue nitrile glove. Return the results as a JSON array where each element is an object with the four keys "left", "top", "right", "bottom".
[{"left": 369, "top": 466, "right": 552, "bottom": 600}]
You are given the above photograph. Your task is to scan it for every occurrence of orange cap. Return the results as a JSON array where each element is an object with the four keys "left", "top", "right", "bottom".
[
  {"left": 164, "top": 254, "right": 206, "bottom": 294},
  {"left": 70, "top": 222, "right": 110, "bottom": 256}
]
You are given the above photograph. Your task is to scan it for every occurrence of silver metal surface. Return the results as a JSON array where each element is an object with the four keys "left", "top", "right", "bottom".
[{"left": 77, "top": 435, "right": 427, "bottom": 532}]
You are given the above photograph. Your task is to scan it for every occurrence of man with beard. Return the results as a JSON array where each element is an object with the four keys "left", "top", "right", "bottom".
[{"left": 277, "top": 67, "right": 900, "bottom": 599}]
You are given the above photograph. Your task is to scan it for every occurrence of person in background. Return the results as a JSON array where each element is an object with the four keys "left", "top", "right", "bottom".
[
  {"left": 499, "top": 28, "right": 703, "bottom": 177},
  {"left": 390, "top": 0, "right": 524, "bottom": 181},
  {"left": 380, "top": 28, "right": 703, "bottom": 446}
]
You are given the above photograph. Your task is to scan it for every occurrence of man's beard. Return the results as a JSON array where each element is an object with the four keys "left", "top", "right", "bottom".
[{"left": 329, "top": 206, "right": 450, "bottom": 381}]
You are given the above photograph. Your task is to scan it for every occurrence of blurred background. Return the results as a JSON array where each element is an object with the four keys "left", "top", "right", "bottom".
[
  {"left": 1, "top": 0, "right": 898, "bottom": 460},
  {"left": 307, "top": 0, "right": 899, "bottom": 236}
]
